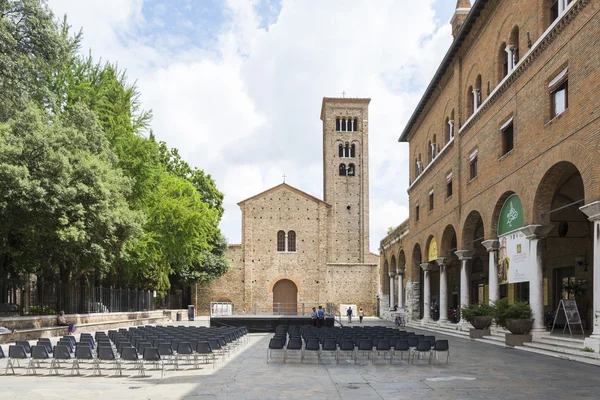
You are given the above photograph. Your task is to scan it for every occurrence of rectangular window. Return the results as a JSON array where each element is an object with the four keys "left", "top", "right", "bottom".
[
  {"left": 469, "top": 150, "right": 478, "bottom": 180},
  {"left": 549, "top": 68, "right": 568, "bottom": 118},
  {"left": 429, "top": 191, "right": 434, "bottom": 211},
  {"left": 415, "top": 205, "right": 420, "bottom": 222},
  {"left": 500, "top": 118, "right": 514, "bottom": 156},
  {"left": 446, "top": 173, "right": 453, "bottom": 198}
]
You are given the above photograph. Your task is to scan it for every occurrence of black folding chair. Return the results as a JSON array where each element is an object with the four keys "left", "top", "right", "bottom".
[
  {"left": 73, "top": 345, "right": 99, "bottom": 375},
  {"left": 355, "top": 339, "right": 373, "bottom": 364},
  {"left": 16, "top": 341, "right": 31, "bottom": 354},
  {"left": 176, "top": 342, "right": 194, "bottom": 369},
  {"left": 373, "top": 339, "right": 392, "bottom": 364},
  {"left": 142, "top": 347, "right": 164, "bottom": 378},
  {"left": 52, "top": 345, "right": 73, "bottom": 374},
  {"left": 121, "top": 347, "right": 143, "bottom": 376},
  {"left": 411, "top": 340, "right": 432, "bottom": 364},
  {"left": 393, "top": 340, "right": 410, "bottom": 363},
  {"left": 6, "top": 345, "right": 28, "bottom": 375},
  {"left": 284, "top": 337, "right": 302, "bottom": 363},
  {"left": 26, "top": 345, "right": 52, "bottom": 375},
  {"left": 321, "top": 339, "right": 338, "bottom": 364},
  {"left": 267, "top": 338, "right": 285, "bottom": 363},
  {"left": 195, "top": 341, "right": 215, "bottom": 368},
  {"left": 338, "top": 339, "right": 355, "bottom": 364}
]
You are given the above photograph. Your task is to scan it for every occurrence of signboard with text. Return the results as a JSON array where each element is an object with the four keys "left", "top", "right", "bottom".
[{"left": 497, "top": 194, "right": 529, "bottom": 283}]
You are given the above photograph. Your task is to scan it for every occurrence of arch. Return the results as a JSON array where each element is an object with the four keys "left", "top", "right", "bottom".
[
  {"left": 533, "top": 161, "right": 585, "bottom": 225},
  {"left": 343, "top": 118, "right": 348, "bottom": 132},
  {"left": 383, "top": 259, "right": 390, "bottom": 294},
  {"left": 353, "top": 117, "right": 358, "bottom": 131},
  {"left": 398, "top": 250, "right": 406, "bottom": 270},
  {"left": 269, "top": 275, "right": 302, "bottom": 294},
  {"left": 461, "top": 210, "right": 485, "bottom": 250},
  {"left": 440, "top": 224, "right": 458, "bottom": 257},
  {"left": 466, "top": 85, "right": 474, "bottom": 117},
  {"left": 427, "top": 140, "right": 433, "bottom": 163},
  {"left": 391, "top": 255, "right": 397, "bottom": 272},
  {"left": 510, "top": 25, "right": 520, "bottom": 66},
  {"left": 287, "top": 230, "right": 296, "bottom": 252},
  {"left": 347, "top": 163, "right": 356, "bottom": 176},
  {"left": 339, "top": 163, "right": 347, "bottom": 176},
  {"left": 339, "top": 143, "right": 344, "bottom": 157},
  {"left": 350, "top": 143, "right": 356, "bottom": 157},
  {"left": 216, "top": 296, "right": 232, "bottom": 303},
  {"left": 475, "top": 74, "right": 482, "bottom": 106},
  {"left": 345, "top": 142, "right": 350, "bottom": 157},
  {"left": 425, "top": 235, "right": 438, "bottom": 262},
  {"left": 411, "top": 243, "right": 422, "bottom": 280},
  {"left": 490, "top": 191, "right": 517, "bottom": 237},
  {"left": 497, "top": 41, "right": 508, "bottom": 83},
  {"left": 273, "top": 279, "right": 298, "bottom": 315},
  {"left": 336, "top": 117, "right": 340, "bottom": 131},
  {"left": 277, "top": 230, "right": 285, "bottom": 252}
]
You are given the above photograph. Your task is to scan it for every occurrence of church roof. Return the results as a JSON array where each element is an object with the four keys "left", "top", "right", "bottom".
[
  {"left": 237, "top": 183, "right": 332, "bottom": 208},
  {"left": 320, "top": 97, "right": 371, "bottom": 121}
]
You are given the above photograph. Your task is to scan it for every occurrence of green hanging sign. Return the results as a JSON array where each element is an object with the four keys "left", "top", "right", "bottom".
[{"left": 497, "top": 194, "right": 524, "bottom": 236}]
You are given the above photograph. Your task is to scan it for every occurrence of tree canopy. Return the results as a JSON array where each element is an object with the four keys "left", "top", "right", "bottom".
[{"left": 0, "top": 0, "right": 229, "bottom": 292}]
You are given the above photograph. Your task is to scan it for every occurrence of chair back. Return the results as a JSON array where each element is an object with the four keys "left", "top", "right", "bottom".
[
  {"left": 287, "top": 338, "right": 302, "bottom": 350},
  {"left": 376, "top": 339, "right": 391, "bottom": 351},
  {"left": 9, "top": 345, "right": 28, "bottom": 359},
  {"left": 415, "top": 341, "right": 431, "bottom": 352},
  {"left": 434, "top": 339, "right": 449, "bottom": 351},
  {"left": 37, "top": 340, "right": 53, "bottom": 353},
  {"left": 208, "top": 339, "right": 222, "bottom": 350},
  {"left": 75, "top": 345, "right": 94, "bottom": 360},
  {"left": 16, "top": 341, "right": 31, "bottom": 353},
  {"left": 143, "top": 347, "right": 161, "bottom": 361},
  {"left": 121, "top": 347, "right": 139, "bottom": 361},
  {"left": 158, "top": 343, "right": 174, "bottom": 356},
  {"left": 53, "top": 345, "right": 72, "bottom": 360},
  {"left": 196, "top": 341, "right": 213, "bottom": 354},
  {"left": 340, "top": 340, "right": 354, "bottom": 351},
  {"left": 31, "top": 345, "right": 50, "bottom": 360},
  {"left": 323, "top": 339, "right": 337, "bottom": 351},
  {"left": 407, "top": 337, "right": 419, "bottom": 347},
  {"left": 98, "top": 346, "right": 116, "bottom": 361},
  {"left": 0, "top": 346, "right": 4, "bottom": 358},
  {"left": 177, "top": 342, "right": 194, "bottom": 355},
  {"left": 358, "top": 339, "right": 373, "bottom": 351},
  {"left": 268, "top": 338, "right": 284, "bottom": 350},
  {"left": 395, "top": 340, "right": 409, "bottom": 351},
  {"left": 304, "top": 339, "right": 319, "bottom": 351}
]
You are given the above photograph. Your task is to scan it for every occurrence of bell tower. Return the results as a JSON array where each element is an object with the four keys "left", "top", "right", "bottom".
[{"left": 320, "top": 97, "right": 371, "bottom": 263}]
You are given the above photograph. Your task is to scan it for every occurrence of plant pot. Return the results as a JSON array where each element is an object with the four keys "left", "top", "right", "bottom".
[
  {"left": 470, "top": 316, "right": 492, "bottom": 330},
  {"left": 505, "top": 318, "right": 534, "bottom": 334}
]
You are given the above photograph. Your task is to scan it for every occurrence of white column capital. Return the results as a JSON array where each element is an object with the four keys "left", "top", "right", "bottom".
[
  {"left": 435, "top": 257, "right": 447, "bottom": 266},
  {"left": 521, "top": 224, "right": 554, "bottom": 240},
  {"left": 455, "top": 249, "right": 474, "bottom": 261},
  {"left": 420, "top": 262, "right": 436, "bottom": 272},
  {"left": 580, "top": 201, "right": 600, "bottom": 221},
  {"left": 396, "top": 267, "right": 405, "bottom": 275},
  {"left": 388, "top": 271, "right": 396, "bottom": 278},
  {"left": 481, "top": 239, "right": 499, "bottom": 252},
  {"left": 505, "top": 44, "right": 515, "bottom": 53}
]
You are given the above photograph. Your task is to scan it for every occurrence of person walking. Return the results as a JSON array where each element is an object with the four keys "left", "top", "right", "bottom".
[
  {"left": 317, "top": 305, "right": 325, "bottom": 328},
  {"left": 311, "top": 307, "right": 317, "bottom": 327},
  {"left": 358, "top": 308, "right": 364, "bottom": 323},
  {"left": 346, "top": 306, "right": 353, "bottom": 324}
]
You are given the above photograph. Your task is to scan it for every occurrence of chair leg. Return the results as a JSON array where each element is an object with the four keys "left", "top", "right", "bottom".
[{"left": 26, "top": 359, "right": 35, "bottom": 375}]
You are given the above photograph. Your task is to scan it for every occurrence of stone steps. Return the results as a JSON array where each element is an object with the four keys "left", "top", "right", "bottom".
[
  {"left": 522, "top": 341, "right": 600, "bottom": 360},
  {"left": 516, "top": 345, "right": 600, "bottom": 367},
  {"left": 536, "top": 336, "right": 585, "bottom": 350}
]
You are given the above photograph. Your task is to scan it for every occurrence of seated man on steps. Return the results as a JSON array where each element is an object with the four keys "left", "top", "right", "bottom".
[{"left": 57, "top": 311, "right": 76, "bottom": 334}]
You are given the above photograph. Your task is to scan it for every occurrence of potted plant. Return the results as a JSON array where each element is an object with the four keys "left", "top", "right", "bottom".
[
  {"left": 493, "top": 298, "right": 533, "bottom": 345},
  {"left": 461, "top": 303, "right": 494, "bottom": 329}
]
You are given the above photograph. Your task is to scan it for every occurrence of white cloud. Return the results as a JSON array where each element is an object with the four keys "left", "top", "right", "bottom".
[{"left": 48, "top": 0, "right": 454, "bottom": 253}]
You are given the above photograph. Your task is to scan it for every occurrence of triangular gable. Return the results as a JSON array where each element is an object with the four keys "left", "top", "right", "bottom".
[{"left": 237, "top": 183, "right": 331, "bottom": 208}]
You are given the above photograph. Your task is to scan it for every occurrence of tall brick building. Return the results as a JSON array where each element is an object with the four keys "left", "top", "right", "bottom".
[
  {"left": 195, "top": 98, "right": 379, "bottom": 316},
  {"left": 379, "top": 0, "right": 600, "bottom": 348}
]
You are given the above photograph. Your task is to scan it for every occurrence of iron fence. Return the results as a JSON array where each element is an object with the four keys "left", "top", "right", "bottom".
[{"left": 0, "top": 278, "right": 167, "bottom": 316}]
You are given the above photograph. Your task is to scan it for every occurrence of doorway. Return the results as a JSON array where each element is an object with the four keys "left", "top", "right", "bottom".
[{"left": 273, "top": 279, "right": 298, "bottom": 315}]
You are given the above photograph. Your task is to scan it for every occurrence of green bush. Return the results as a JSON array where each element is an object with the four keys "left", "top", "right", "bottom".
[
  {"left": 492, "top": 298, "right": 532, "bottom": 328},
  {"left": 461, "top": 303, "right": 494, "bottom": 322},
  {"left": 29, "top": 305, "right": 57, "bottom": 316}
]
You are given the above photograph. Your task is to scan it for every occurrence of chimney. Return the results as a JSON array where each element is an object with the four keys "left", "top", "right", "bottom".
[{"left": 451, "top": 0, "right": 472, "bottom": 39}]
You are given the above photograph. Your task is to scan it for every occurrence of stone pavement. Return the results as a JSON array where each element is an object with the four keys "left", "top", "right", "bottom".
[{"left": 2, "top": 317, "right": 600, "bottom": 399}]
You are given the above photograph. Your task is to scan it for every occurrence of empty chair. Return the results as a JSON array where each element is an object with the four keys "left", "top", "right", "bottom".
[
  {"left": 195, "top": 342, "right": 216, "bottom": 368},
  {"left": 121, "top": 347, "right": 143, "bottom": 376},
  {"left": 27, "top": 345, "right": 53, "bottom": 375},
  {"left": 98, "top": 346, "right": 122, "bottom": 376},
  {"left": 431, "top": 339, "right": 450, "bottom": 364},
  {"left": 73, "top": 344, "right": 99, "bottom": 375},
  {"left": 52, "top": 345, "right": 74, "bottom": 374},
  {"left": 142, "top": 347, "right": 164, "bottom": 378},
  {"left": 302, "top": 339, "right": 320, "bottom": 364},
  {"left": 284, "top": 337, "right": 302, "bottom": 363},
  {"left": 176, "top": 342, "right": 194, "bottom": 369},
  {"left": 0, "top": 346, "right": 5, "bottom": 359},
  {"left": 407, "top": 336, "right": 419, "bottom": 348},
  {"left": 373, "top": 339, "right": 392, "bottom": 365},
  {"left": 267, "top": 338, "right": 285, "bottom": 363},
  {"left": 355, "top": 339, "right": 373, "bottom": 364},
  {"left": 393, "top": 340, "right": 410, "bottom": 363},
  {"left": 6, "top": 345, "right": 28, "bottom": 375},
  {"left": 36, "top": 340, "right": 53, "bottom": 355},
  {"left": 337, "top": 339, "right": 355, "bottom": 364},
  {"left": 411, "top": 340, "right": 432, "bottom": 364},
  {"left": 321, "top": 339, "right": 338, "bottom": 364},
  {"left": 423, "top": 336, "right": 436, "bottom": 349},
  {"left": 208, "top": 338, "right": 225, "bottom": 359},
  {"left": 16, "top": 341, "right": 31, "bottom": 354}
]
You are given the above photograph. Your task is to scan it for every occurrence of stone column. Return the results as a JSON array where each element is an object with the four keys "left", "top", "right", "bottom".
[
  {"left": 455, "top": 250, "right": 474, "bottom": 325},
  {"left": 522, "top": 225, "right": 554, "bottom": 335},
  {"left": 482, "top": 239, "right": 500, "bottom": 304},
  {"left": 396, "top": 267, "right": 405, "bottom": 310},
  {"left": 448, "top": 120, "right": 455, "bottom": 140},
  {"left": 388, "top": 272, "right": 396, "bottom": 310},
  {"left": 436, "top": 258, "right": 448, "bottom": 323},
  {"left": 472, "top": 89, "right": 481, "bottom": 110},
  {"left": 580, "top": 202, "right": 600, "bottom": 350},
  {"left": 420, "top": 263, "right": 433, "bottom": 324},
  {"left": 505, "top": 45, "right": 515, "bottom": 73}
]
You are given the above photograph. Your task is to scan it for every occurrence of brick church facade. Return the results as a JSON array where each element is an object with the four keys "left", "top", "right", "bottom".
[
  {"left": 194, "top": 98, "right": 379, "bottom": 316},
  {"left": 379, "top": 0, "right": 600, "bottom": 349}
]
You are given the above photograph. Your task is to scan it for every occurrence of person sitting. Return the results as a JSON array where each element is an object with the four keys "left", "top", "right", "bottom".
[{"left": 57, "top": 311, "right": 75, "bottom": 334}]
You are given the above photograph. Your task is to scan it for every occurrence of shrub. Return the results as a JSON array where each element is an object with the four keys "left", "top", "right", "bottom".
[
  {"left": 461, "top": 303, "right": 494, "bottom": 323},
  {"left": 493, "top": 298, "right": 532, "bottom": 328},
  {"left": 29, "top": 305, "right": 57, "bottom": 315}
]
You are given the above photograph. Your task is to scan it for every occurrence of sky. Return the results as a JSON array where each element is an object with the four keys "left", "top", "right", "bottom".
[{"left": 47, "top": 0, "right": 466, "bottom": 254}]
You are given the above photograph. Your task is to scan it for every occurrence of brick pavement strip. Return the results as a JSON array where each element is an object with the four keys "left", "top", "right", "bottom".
[{"left": 2, "top": 319, "right": 600, "bottom": 399}]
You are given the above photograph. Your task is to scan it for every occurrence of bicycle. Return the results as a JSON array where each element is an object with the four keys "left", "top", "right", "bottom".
[{"left": 394, "top": 313, "right": 405, "bottom": 328}]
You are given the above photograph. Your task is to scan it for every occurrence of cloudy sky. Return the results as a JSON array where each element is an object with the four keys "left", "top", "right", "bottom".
[{"left": 47, "top": 0, "right": 465, "bottom": 253}]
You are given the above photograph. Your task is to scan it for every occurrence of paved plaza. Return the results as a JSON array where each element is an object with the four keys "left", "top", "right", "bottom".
[{"left": 2, "top": 318, "right": 600, "bottom": 399}]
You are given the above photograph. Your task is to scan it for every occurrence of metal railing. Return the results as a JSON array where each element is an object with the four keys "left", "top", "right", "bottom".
[{"left": 0, "top": 278, "right": 164, "bottom": 316}]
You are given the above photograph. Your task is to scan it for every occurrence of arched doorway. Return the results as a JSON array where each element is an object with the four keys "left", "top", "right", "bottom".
[
  {"left": 273, "top": 279, "right": 298, "bottom": 315},
  {"left": 412, "top": 244, "right": 423, "bottom": 319},
  {"left": 462, "top": 211, "right": 488, "bottom": 305},
  {"left": 441, "top": 224, "right": 460, "bottom": 322}
]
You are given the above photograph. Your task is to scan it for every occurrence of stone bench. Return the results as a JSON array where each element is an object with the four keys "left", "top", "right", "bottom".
[{"left": 0, "top": 316, "right": 169, "bottom": 344}]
